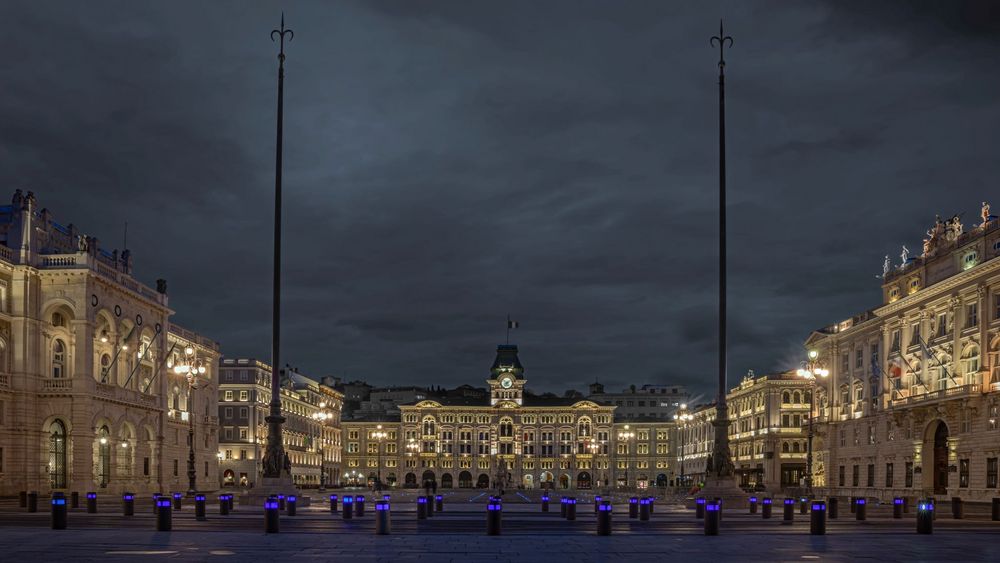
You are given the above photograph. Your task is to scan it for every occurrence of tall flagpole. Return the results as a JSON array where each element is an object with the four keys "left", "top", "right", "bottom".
[
  {"left": 262, "top": 13, "right": 294, "bottom": 480},
  {"left": 709, "top": 20, "right": 734, "bottom": 479}
]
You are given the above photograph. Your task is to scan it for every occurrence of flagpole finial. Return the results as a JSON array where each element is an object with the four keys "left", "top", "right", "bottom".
[
  {"left": 271, "top": 13, "right": 294, "bottom": 61},
  {"left": 710, "top": 19, "right": 734, "bottom": 72}
]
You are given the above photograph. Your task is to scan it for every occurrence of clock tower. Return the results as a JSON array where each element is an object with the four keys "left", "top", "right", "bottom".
[{"left": 488, "top": 344, "right": 525, "bottom": 406}]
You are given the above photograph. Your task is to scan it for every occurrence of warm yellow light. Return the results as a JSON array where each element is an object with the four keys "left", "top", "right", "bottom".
[
  {"left": 121, "top": 344, "right": 129, "bottom": 351},
  {"left": 808, "top": 350, "right": 818, "bottom": 360},
  {"left": 99, "top": 437, "right": 108, "bottom": 445},
  {"left": 185, "top": 346, "right": 195, "bottom": 355}
]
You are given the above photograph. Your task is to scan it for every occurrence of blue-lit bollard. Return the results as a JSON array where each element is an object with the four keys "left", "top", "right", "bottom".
[
  {"left": 265, "top": 497, "right": 279, "bottom": 534},
  {"left": 893, "top": 497, "right": 904, "bottom": 519},
  {"left": 355, "top": 495, "right": 365, "bottom": 517},
  {"left": 799, "top": 497, "right": 808, "bottom": 515},
  {"left": 219, "top": 494, "right": 230, "bottom": 516},
  {"left": 749, "top": 496, "right": 758, "bottom": 514},
  {"left": 343, "top": 495, "right": 354, "bottom": 520},
  {"left": 227, "top": 494, "right": 235, "bottom": 512},
  {"left": 560, "top": 496, "right": 568, "bottom": 518},
  {"left": 917, "top": 499, "right": 933, "bottom": 534},
  {"left": 424, "top": 495, "right": 433, "bottom": 517},
  {"left": 195, "top": 494, "right": 206, "bottom": 521},
  {"left": 27, "top": 491, "right": 38, "bottom": 513},
  {"left": 566, "top": 497, "right": 577, "bottom": 521},
  {"left": 172, "top": 492, "right": 182, "bottom": 511},
  {"left": 416, "top": 496, "right": 426, "bottom": 520},
  {"left": 541, "top": 494, "right": 549, "bottom": 512},
  {"left": 810, "top": 501, "right": 826, "bottom": 535},
  {"left": 86, "top": 492, "right": 97, "bottom": 514},
  {"left": 70, "top": 492, "right": 79, "bottom": 509},
  {"left": 122, "top": 493, "right": 135, "bottom": 516},
  {"left": 278, "top": 494, "right": 286, "bottom": 511},
  {"left": 629, "top": 497, "right": 639, "bottom": 519},
  {"left": 648, "top": 497, "right": 655, "bottom": 513},
  {"left": 597, "top": 500, "right": 612, "bottom": 535},
  {"left": 783, "top": 498, "right": 795, "bottom": 522},
  {"left": 375, "top": 500, "right": 391, "bottom": 535},
  {"left": 594, "top": 495, "right": 603, "bottom": 514},
  {"left": 704, "top": 501, "right": 720, "bottom": 535},
  {"left": 287, "top": 495, "right": 297, "bottom": 517},
  {"left": 855, "top": 498, "right": 866, "bottom": 521},
  {"left": 639, "top": 497, "right": 651, "bottom": 521},
  {"left": 51, "top": 492, "right": 67, "bottom": 530},
  {"left": 828, "top": 497, "right": 839, "bottom": 519},
  {"left": 695, "top": 496, "right": 706, "bottom": 519},
  {"left": 153, "top": 493, "right": 162, "bottom": 514},
  {"left": 486, "top": 498, "right": 502, "bottom": 535},
  {"left": 435, "top": 495, "right": 443, "bottom": 512},
  {"left": 762, "top": 498, "right": 772, "bottom": 519},
  {"left": 329, "top": 494, "right": 338, "bottom": 513},
  {"left": 156, "top": 498, "right": 172, "bottom": 531}
]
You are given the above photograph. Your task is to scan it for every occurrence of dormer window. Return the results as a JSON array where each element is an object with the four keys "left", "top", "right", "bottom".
[
  {"left": 993, "top": 240, "right": 1000, "bottom": 255},
  {"left": 888, "top": 287, "right": 901, "bottom": 302},
  {"left": 908, "top": 277, "right": 920, "bottom": 294},
  {"left": 963, "top": 250, "right": 979, "bottom": 271}
]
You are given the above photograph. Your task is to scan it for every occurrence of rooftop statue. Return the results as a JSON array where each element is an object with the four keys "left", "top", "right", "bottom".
[
  {"left": 882, "top": 255, "right": 891, "bottom": 278},
  {"left": 900, "top": 245, "right": 910, "bottom": 265},
  {"left": 983, "top": 201, "right": 992, "bottom": 227}
]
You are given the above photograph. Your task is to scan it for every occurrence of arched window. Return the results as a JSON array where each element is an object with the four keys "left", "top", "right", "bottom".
[
  {"left": 578, "top": 418, "right": 592, "bottom": 438},
  {"left": 782, "top": 391, "right": 790, "bottom": 404},
  {"left": 792, "top": 442, "right": 800, "bottom": 453},
  {"left": 792, "top": 391, "right": 801, "bottom": 404},
  {"left": 500, "top": 418, "right": 513, "bottom": 437},
  {"left": 100, "top": 354, "right": 111, "bottom": 381},
  {"left": 52, "top": 340, "right": 67, "bottom": 378},
  {"left": 49, "top": 420, "right": 67, "bottom": 489},
  {"left": 422, "top": 418, "right": 436, "bottom": 437},
  {"left": 97, "top": 426, "right": 111, "bottom": 487},
  {"left": 782, "top": 442, "right": 790, "bottom": 453}
]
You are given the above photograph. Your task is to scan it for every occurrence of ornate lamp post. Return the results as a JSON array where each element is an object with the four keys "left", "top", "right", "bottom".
[
  {"left": 796, "top": 350, "right": 829, "bottom": 493},
  {"left": 617, "top": 425, "right": 635, "bottom": 490},
  {"left": 372, "top": 425, "right": 388, "bottom": 491},
  {"left": 673, "top": 404, "right": 693, "bottom": 489},
  {"left": 173, "top": 345, "right": 207, "bottom": 495},
  {"left": 311, "top": 402, "right": 334, "bottom": 490}
]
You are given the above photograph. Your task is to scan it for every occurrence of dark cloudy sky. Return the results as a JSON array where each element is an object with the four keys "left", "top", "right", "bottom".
[{"left": 4, "top": 1, "right": 1000, "bottom": 398}]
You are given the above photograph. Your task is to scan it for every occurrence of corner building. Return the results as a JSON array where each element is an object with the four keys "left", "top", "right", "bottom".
[{"left": 808, "top": 209, "right": 1000, "bottom": 502}]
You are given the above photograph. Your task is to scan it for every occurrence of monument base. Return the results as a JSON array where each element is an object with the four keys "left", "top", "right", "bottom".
[
  {"left": 685, "top": 475, "right": 748, "bottom": 509},
  {"left": 243, "top": 477, "right": 310, "bottom": 507}
]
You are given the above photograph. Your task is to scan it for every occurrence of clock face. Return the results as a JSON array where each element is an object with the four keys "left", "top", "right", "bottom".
[{"left": 500, "top": 376, "right": 513, "bottom": 389}]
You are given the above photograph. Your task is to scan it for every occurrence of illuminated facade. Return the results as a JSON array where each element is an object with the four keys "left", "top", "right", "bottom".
[
  {"left": 217, "top": 358, "right": 342, "bottom": 489},
  {"left": 807, "top": 207, "right": 1000, "bottom": 501},
  {"left": 341, "top": 344, "right": 675, "bottom": 490},
  {"left": 0, "top": 190, "right": 220, "bottom": 496}
]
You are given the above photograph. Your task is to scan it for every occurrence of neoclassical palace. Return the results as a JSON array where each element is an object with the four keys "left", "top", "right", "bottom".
[
  {"left": 342, "top": 345, "right": 674, "bottom": 490},
  {"left": 808, "top": 205, "right": 1000, "bottom": 501},
  {"left": 0, "top": 190, "right": 220, "bottom": 497}
]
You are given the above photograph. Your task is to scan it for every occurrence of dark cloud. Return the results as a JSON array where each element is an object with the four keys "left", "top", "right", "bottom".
[{"left": 2, "top": 0, "right": 998, "bottom": 397}]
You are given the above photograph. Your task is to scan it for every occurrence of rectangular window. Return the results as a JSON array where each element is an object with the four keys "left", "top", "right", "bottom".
[
  {"left": 841, "top": 354, "right": 850, "bottom": 373},
  {"left": 239, "top": 390, "right": 248, "bottom": 401},
  {"left": 891, "top": 330, "right": 900, "bottom": 352},
  {"left": 905, "top": 462, "right": 914, "bottom": 487},
  {"left": 959, "top": 459, "right": 969, "bottom": 488},
  {"left": 967, "top": 303, "right": 978, "bottom": 328},
  {"left": 224, "top": 390, "right": 233, "bottom": 401},
  {"left": 910, "top": 323, "right": 921, "bottom": 346},
  {"left": 885, "top": 463, "right": 893, "bottom": 488},
  {"left": 143, "top": 457, "right": 150, "bottom": 476},
  {"left": 838, "top": 465, "right": 845, "bottom": 487},
  {"left": 855, "top": 349, "right": 863, "bottom": 369},
  {"left": 173, "top": 459, "right": 179, "bottom": 476},
  {"left": 937, "top": 313, "right": 948, "bottom": 338},
  {"left": 867, "top": 464, "right": 875, "bottom": 487},
  {"left": 988, "top": 458, "right": 998, "bottom": 489},
  {"left": 852, "top": 465, "right": 859, "bottom": 487}
]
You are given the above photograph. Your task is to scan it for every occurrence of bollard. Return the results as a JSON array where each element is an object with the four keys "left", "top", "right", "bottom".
[
  {"left": 893, "top": 497, "right": 904, "bottom": 519},
  {"left": 153, "top": 493, "right": 162, "bottom": 514},
  {"left": 343, "top": 495, "right": 355, "bottom": 520},
  {"left": 903, "top": 496, "right": 910, "bottom": 513},
  {"left": 278, "top": 494, "right": 286, "bottom": 511},
  {"left": 19, "top": 491, "right": 27, "bottom": 508},
  {"left": 992, "top": 498, "right": 1000, "bottom": 521},
  {"left": 704, "top": 501, "right": 720, "bottom": 535},
  {"left": 951, "top": 497, "right": 963, "bottom": 519},
  {"left": 27, "top": 491, "right": 38, "bottom": 513},
  {"left": 415, "top": 496, "right": 426, "bottom": 520},
  {"left": 264, "top": 496, "right": 279, "bottom": 534},
  {"left": 749, "top": 496, "right": 758, "bottom": 514},
  {"left": 355, "top": 495, "right": 365, "bottom": 517},
  {"left": 629, "top": 497, "right": 639, "bottom": 519},
  {"left": 486, "top": 498, "right": 502, "bottom": 535},
  {"left": 424, "top": 495, "right": 433, "bottom": 518},
  {"left": 195, "top": 494, "right": 206, "bottom": 521},
  {"left": 849, "top": 496, "right": 856, "bottom": 513},
  {"left": 715, "top": 497, "right": 723, "bottom": 522},
  {"left": 375, "top": 500, "right": 391, "bottom": 535},
  {"left": 287, "top": 495, "right": 297, "bottom": 517},
  {"left": 227, "top": 494, "right": 235, "bottom": 512},
  {"left": 810, "top": 500, "right": 826, "bottom": 535},
  {"left": 648, "top": 497, "right": 655, "bottom": 514},
  {"left": 799, "top": 497, "right": 808, "bottom": 515},
  {"left": 541, "top": 494, "right": 550, "bottom": 512},
  {"left": 86, "top": 492, "right": 97, "bottom": 514},
  {"left": 156, "top": 498, "right": 172, "bottom": 531},
  {"left": 172, "top": 492, "right": 182, "bottom": 511},
  {"left": 916, "top": 499, "right": 933, "bottom": 534},
  {"left": 560, "top": 496, "right": 568, "bottom": 518},
  {"left": 329, "top": 494, "right": 338, "bottom": 513},
  {"left": 566, "top": 497, "right": 577, "bottom": 521},
  {"left": 70, "top": 492, "right": 79, "bottom": 509},
  {"left": 597, "top": 500, "right": 612, "bottom": 536},
  {"left": 783, "top": 498, "right": 794, "bottom": 522},
  {"left": 828, "top": 497, "right": 838, "bottom": 519},
  {"left": 219, "top": 494, "right": 230, "bottom": 516},
  {"left": 762, "top": 497, "right": 772, "bottom": 519},
  {"left": 695, "top": 496, "right": 706, "bottom": 519},
  {"left": 594, "top": 495, "right": 603, "bottom": 514},
  {"left": 122, "top": 493, "right": 135, "bottom": 516},
  {"left": 51, "top": 492, "right": 67, "bottom": 530},
  {"left": 855, "top": 498, "right": 866, "bottom": 521},
  {"left": 639, "top": 497, "right": 651, "bottom": 521},
  {"left": 435, "top": 495, "right": 443, "bottom": 512}
]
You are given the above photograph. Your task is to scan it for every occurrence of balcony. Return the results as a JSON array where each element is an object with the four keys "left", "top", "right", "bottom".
[
  {"left": 889, "top": 383, "right": 982, "bottom": 408},
  {"left": 41, "top": 378, "right": 73, "bottom": 393}
]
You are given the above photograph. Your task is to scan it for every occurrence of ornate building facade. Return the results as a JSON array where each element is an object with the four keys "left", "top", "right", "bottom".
[
  {"left": 341, "top": 345, "right": 675, "bottom": 490},
  {"left": 217, "top": 358, "right": 343, "bottom": 489},
  {"left": 808, "top": 206, "right": 1000, "bottom": 501},
  {"left": 0, "top": 190, "right": 220, "bottom": 496}
]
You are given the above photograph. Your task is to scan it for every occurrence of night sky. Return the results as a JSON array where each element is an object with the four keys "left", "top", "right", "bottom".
[{"left": 4, "top": 1, "right": 1000, "bottom": 398}]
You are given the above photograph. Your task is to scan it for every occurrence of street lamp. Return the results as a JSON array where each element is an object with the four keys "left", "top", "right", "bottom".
[
  {"left": 617, "top": 424, "right": 635, "bottom": 491},
  {"left": 796, "top": 350, "right": 829, "bottom": 494},
  {"left": 311, "top": 403, "right": 335, "bottom": 489},
  {"left": 173, "top": 345, "right": 207, "bottom": 496},
  {"left": 372, "top": 424, "right": 388, "bottom": 491},
  {"left": 673, "top": 403, "right": 693, "bottom": 490}
]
